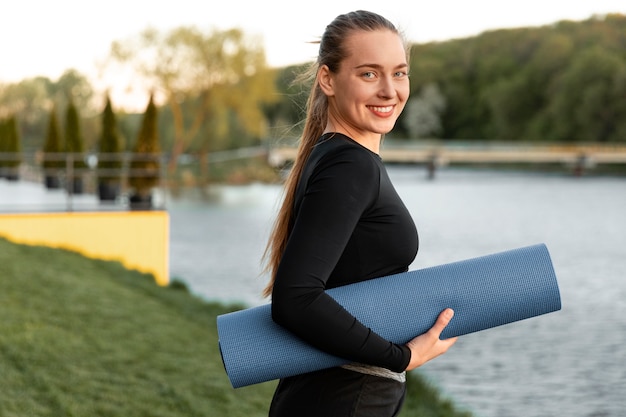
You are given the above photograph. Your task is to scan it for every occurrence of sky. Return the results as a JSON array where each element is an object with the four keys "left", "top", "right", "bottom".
[{"left": 2, "top": 0, "right": 625, "bottom": 109}]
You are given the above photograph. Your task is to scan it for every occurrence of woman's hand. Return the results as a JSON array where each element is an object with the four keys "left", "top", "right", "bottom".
[{"left": 405, "top": 308, "right": 458, "bottom": 371}]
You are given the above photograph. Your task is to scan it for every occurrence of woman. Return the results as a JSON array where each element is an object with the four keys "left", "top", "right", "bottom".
[{"left": 263, "top": 10, "right": 457, "bottom": 417}]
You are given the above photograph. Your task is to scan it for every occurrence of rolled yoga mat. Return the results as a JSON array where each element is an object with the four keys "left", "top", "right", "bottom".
[{"left": 217, "top": 243, "right": 561, "bottom": 388}]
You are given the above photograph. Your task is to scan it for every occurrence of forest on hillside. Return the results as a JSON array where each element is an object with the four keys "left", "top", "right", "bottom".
[{"left": 404, "top": 13, "right": 626, "bottom": 143}]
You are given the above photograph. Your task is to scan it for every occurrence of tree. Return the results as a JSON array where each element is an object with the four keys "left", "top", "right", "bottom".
[
  {"left": 109, "top": 26, "right": 277, "bottom": 173},
  {"left": 0, "top": 119, "right": 5, "bottom": 176},
  {"left": 55, "top": 69, "right": 94, "bottom": 113},
  {"left": 545, "top": 46, "right": 626, "bottom": 142},
  {"left": 402, "top": 14, "right": 626, "bottom": 142},
  {"left": 97, "top": 95, "right": 123, "bottom": 201},
  {"left": 129, "top": 94, "right": 160, "bottom": 208},
  {"left": 42, "top": 107, "right": 62, "bottom": 188},
  {"left": 0, "top": 71, "right": 95, "bottom": 152},
  {"left": 483, "top": 74, "right": 536, "bottom": 140},
  {"left": 0, "top": 116, "right": 21, "bottom": 180},
  {"left": 0, "top": 77, "right": 53, "bottom": 151},
  {"left": 64, "top": 98, "right": 86, "bottom": 193},
  {"left": 403, "top": 83, "right": 447, "bottom": 139},
  {"left": 262, "top": 64, "right": 311, "bottom": 139}
]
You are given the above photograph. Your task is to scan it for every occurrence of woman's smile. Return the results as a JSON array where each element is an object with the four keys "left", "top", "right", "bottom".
[{"left": 368, "top": 105, "right": 395, "bottom": 117}]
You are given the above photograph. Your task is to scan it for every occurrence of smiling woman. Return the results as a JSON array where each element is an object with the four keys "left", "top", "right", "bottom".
[{"left": 259, "top": 10, "right": 457, "bottom": 417}]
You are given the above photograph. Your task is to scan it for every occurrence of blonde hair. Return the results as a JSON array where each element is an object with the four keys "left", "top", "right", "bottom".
[{"left": 262, "top": 10, "right": 405, "bottom": 297}]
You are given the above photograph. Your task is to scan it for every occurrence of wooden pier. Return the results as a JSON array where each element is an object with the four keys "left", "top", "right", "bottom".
[{"left": 267, "top": 143, "right": 626, "bottom": 176}]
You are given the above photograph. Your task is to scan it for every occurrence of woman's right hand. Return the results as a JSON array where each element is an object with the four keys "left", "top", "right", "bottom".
[{"left": 405, "top": 308, "right": 458, "bottom": 371}]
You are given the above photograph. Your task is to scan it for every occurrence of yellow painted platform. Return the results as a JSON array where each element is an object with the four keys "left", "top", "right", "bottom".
[{"left": 0, "top": 211, "right": 169, "bottom": 285}]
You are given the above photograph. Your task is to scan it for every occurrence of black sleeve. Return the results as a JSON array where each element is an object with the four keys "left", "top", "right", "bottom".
[{"left": 271, "top": 147, "right": 411, "bottom": 372}]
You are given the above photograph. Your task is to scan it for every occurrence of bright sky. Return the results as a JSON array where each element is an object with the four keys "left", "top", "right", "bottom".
[{"left": 2, "top": 0, "right": 625, "bottom": 109}]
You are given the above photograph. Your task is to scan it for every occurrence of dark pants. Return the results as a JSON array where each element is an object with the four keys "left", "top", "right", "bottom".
[{"left": 268, "top": 367, "right": 406, "bottom": 417}]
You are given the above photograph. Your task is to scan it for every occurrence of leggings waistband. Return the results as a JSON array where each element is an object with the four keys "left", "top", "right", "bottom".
[{"left": 340, "top": 363, "right": 406, "bottom": 383}]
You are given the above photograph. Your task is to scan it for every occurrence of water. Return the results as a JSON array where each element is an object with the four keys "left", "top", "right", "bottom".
[{"left": 168, "top": 167, "right": 626, "bottom": 417}]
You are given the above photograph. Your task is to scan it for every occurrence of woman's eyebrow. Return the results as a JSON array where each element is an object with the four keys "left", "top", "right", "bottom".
[{"left": 353, "top": 63, "right": 408, "bottom": 70}]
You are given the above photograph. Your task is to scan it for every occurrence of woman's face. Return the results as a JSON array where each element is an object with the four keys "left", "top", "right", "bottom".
[{"left": 321, "top": 29, "right": 410, "bottom": 146}]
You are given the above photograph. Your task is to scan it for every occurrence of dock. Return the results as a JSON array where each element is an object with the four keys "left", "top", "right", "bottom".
[{"left": 267, "top": 142, "right": 626, "bottom": 176}]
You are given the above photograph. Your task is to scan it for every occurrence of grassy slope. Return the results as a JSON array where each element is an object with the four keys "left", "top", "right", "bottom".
[{"left": 0, "top": 238, "right": 471, "bottom": 417}]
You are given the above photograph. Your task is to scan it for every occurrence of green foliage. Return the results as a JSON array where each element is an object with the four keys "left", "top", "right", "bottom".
[
  {"left": 397, "top": 13, "right": 626, "bottom": 142},
  {"left": 42, "top": 107, "right": 63, "bottom": 169},
  {"left": 98, "top": 96, "right": 123, "bottom": 183},
  {"left": 0, "top": 70, "right": 94, "bottom": 152},
  {"left": 64, "top": 99, "right": 86, "bottom": 169},
  {"left": 54, "top": 69, "right": 94, "bottom": 112},
  {"left": 262, "top": 64, "right": 311, "bottom": 139},
  {"left": 400, "top": 374, "right": 473, "bottom": 417},
  {"left": 545, "top": 46, "right": 626, "bottom": 142},
  {"left": 0, "top": 115, "right": 21, "bottom": 170},
  {"left": 110, "top": 26, "right": 278, "bottom": 170},
  {"left": 0, "top": 237, "right": 473, "bottom": 417},
  {"left": 129, "top": 95, "right": 161, "bottom": 195}
]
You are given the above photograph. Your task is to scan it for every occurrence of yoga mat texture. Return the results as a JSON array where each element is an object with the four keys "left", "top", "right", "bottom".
[{"left": 217, "top": 244, "right": 561, "bottom": 388}]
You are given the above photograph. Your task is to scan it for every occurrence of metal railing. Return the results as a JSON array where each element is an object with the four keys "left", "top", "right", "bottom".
[
  {"left": 0, "top": 146, "right": 274, "bottom": 212},
  {"left": 0, "top": 152, "right": 167, "bottom": 212}
]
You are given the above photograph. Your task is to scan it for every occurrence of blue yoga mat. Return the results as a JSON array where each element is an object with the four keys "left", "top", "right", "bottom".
[{"left": 217, "top": 243, "right": 561, "bottom": 388}]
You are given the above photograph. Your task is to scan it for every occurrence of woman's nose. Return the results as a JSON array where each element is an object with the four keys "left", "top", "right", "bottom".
[{"left": 378, "top": 76, "right": 396, "bottom": 99}]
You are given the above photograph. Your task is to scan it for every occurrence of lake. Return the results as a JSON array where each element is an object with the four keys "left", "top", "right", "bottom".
[{"left": 167, "top": 167, "right": 626, "bottom": 417}]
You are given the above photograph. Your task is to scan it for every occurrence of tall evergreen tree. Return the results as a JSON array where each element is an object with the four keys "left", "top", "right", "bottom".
[
  {"left": 3, "top": 115, "right": 21, "bottom": 180},
  {"left": 42, "top": 106, "right": 62, "bottom": 188},
  {"left": 0, "top": 118, "right": 7, "bottom": 179},
  {"left": 97, "top": 95, "right": 123, "bottom": 201},
  {"left": 129, "top": 94, "right": 160, "bottom": 208},
  {"left": 64, "top": 99, "right": 86, "bottom": 193},
  {"left": 64, "top": 99, "right": 84, "bottom": 157}
]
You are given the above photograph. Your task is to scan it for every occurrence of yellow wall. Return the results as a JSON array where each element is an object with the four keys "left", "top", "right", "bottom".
[{"left": 0, "top": 211, "right": 169, "bottom": 286}]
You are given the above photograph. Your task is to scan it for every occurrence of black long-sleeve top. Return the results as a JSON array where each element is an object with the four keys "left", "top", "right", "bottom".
[{"left": 271, "top": 133, "right": 419, "bottom": 373}]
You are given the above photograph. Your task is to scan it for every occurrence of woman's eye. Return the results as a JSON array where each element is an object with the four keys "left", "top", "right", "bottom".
[
  {"left": 362, "top": 71, "right": 376, "bottom": 79},
  {"left": 395, "top": 71, "right": 408, "bottom": 78}
]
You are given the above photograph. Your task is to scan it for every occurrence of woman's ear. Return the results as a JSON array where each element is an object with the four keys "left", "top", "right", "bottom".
[{"left": 318, "top": 65, "right": 335, "bottom": 97}]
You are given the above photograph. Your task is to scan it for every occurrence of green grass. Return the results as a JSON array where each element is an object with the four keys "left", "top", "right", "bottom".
[{"left": 0, "top": 237, "right": 472, "bottom": 417}]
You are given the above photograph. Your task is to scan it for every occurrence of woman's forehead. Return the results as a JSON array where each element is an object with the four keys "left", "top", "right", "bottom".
[{"left": 342, "top": 30, "right": 407, "bottom": 67}]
